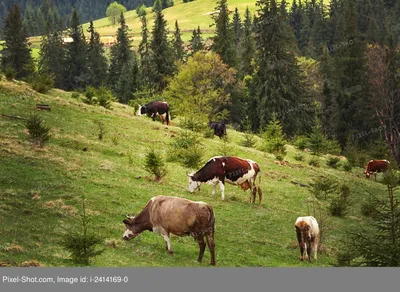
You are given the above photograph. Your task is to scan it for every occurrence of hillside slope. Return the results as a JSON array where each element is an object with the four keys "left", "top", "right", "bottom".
[{"left": 0, "top": 78, "right": 385, "bottom": 267}]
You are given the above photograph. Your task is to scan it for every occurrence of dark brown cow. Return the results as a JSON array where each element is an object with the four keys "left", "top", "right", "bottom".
[
  {"left": 209, "top": 122, "right": 227, "bottom": 138},
  {"left": 295, "top": 216, "right": 319, "bottom": 262},
  {"left": 364, "top": 159, "right": 390, "bottom": 180},
  {"left": 138, "top": 101, "right": 170, "bottom": 125},
  {"left": 122, "top": 195, "right": 216, "bottom": 266},
  {"left": 188, "top": 156, "right": 262, "bottom": 203}
]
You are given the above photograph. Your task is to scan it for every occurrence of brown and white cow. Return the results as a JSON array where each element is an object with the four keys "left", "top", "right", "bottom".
[
  {"left": 295, "top": 216, "right": 319, "bottom": 262},
  {"left": 122, "top": 195, "right": 216, "bottom": 266},
  {"left": 364, "top": 159, "right": 390, "bottom": 180},
  {"left": 187, "top": 156, "right": 262, "bottom": 203}
]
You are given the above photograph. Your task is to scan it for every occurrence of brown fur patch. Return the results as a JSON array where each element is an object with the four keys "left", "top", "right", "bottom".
[{"left": 295, "top": 221, "right": 309, "bottom": 229}]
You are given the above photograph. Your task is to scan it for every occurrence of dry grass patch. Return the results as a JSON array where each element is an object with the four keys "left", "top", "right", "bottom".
[
  {"left": 21, "top": 260, "right": 44, "bottom": 267},
  {"left": 3, "top": 244, "right": 24, "bottom": 253},
  {"left": 42, "top": 199, "right": 77, "bottom": 216}
]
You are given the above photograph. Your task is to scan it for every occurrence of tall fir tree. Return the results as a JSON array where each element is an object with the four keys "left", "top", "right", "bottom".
[
  {"left": 87, "top": 20, "right": 108, "bottom": 87},
  {"left": 38, "top": 23, "right": 65, "bottom": 88},
  {"left": 190, "top": 26, "right": 204, "bottom": 54},
  {"left": 251, "top": 0, "right": 313, "bottom": 135},
  {"left": 150, "top": 11, "right": 175, "bottom": 91},
  {"left": 108, "top": 12, "right": 133, "bottom": 93},
  {"left": 23, "top": 1, "right": 37, "bottom": 36},
  {"left": 1, "top": 4, "right": 34, "bottom": 79},
  {"left": 116, "top": 57, "right": 139, "bottom": 103},
  {"left": 64, "top": 8, "right": 89, "bottom": 90},
  {"left": 333, "top": 0, "right": 371, "bottom": 147},
  {"left": 138, "top": 15, "right": 154, "bottom": 91},
  {"left": 172, "top": 20, "right": 184, "bottom": 62},
  {"left": 240, "top": 7, "right": 255, "bottom": 77},
  {"left": 231, "top": 7, "right": 243, "bottom": 72},
  {"left": 211, "top": 0, "right": 237, "bottom": 68}
]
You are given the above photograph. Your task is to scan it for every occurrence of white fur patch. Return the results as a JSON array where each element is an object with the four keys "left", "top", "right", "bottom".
[
  {"left": 123, "top": 229, "right": 134, "bottom": 239},
  {"left": 226, "top": 163, "right": 256, "bottom": 186}
]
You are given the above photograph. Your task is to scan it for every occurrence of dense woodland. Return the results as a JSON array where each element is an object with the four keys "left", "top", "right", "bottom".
[{"left": 1, "top": 0, "right": 400, "bottom": 167}]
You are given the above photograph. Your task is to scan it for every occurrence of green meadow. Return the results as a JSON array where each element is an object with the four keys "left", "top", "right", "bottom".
[{"left": 0, "top": 78, "right": 385, "bottom": 267}]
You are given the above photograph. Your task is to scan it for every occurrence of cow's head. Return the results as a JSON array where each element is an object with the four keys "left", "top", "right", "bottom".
[
  {"left": 187, "top": 173, "right": 201, "bottom": 193},
  {"left": 136, "top": 105, "right": 142, "bottom": 116},
  {"left": 122, "top": 215, "right": 141, "bottom": 241},
  {"left": 365, "top": 171, "right": 371, "bottom": 178},
  {"left": 140, "top": 105, "right": 147, "bottom": 115}
]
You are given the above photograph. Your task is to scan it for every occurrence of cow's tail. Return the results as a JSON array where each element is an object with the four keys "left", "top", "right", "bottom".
[
  {"left": 257, "top": 173, "right": 262, "bottom": 204},
  {"left": 166, "top": 108, "right": 170, "bottom": 125},
  {"left": 207, "top": 205, "right": 215, "bottom": 232}
]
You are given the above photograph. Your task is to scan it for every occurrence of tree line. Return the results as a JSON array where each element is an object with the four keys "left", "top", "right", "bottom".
[{"left": 1, "top": 0, "right": 400, "bottom": 166}]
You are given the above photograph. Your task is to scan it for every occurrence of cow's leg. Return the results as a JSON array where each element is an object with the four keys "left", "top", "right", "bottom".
[
  {"left": 314, "top": 237, "right": 319, "bottom": 260},
  {"left": 296, "top": 232, "right": 304, "bottom": 261},
  {"left": 306, "top": 241, "right": 311, "bottom": 262},
  {"left": 160, "top": 232, "right": 173, "bottom": 254},
  {"left": 206, "top": 231, "right": 216, "bottom": 266},
  {"left": 212, "top": 182, "right": 217, "bottom": 197},
  {"left": 219, "top": 181, "right": 225, "bottom": 200},
  {"left": 196, "top": 237, "right": 206, "bottom": 263}
]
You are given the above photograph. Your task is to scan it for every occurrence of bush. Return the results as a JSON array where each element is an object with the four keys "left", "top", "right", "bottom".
[
  {"left": 309, "top": 176, "right": 338, "bottom": 201},
  {"left": 341, "top": 160, "right": 352, "bottom": 172},
  {"left": 240, "top": 116, "right": 256, "bottom": 148},
  {"left": 95, "top": 120, "right": 105, "bottom": 140},
  {"left": 167, "top": 131, "right": 204, "bottom": 169},
  {"left": 144, "top": 148, "right": 167, "bottom": 181},
  {"left": 96, "top": 86, "right": 115, "bottom": 109},
  {"left": 326, "top": 156, "right": 341, "bottom": 169},
  {"left": 360, "top": 193, "right": 378, "bottom": 218},
  {"left": 217, "top": 136, "right": 237, "bottom": 157},
  {"left": 262, "top": 115, "right": 287, "bottom": 160},
  {"left": 292, "top": 135, "right": 309, "bottom": 151},
  {"left": 329, "top": 184, "right": 351, "bottom": 217},
  {"left": 71, "top": 92, "right": 81, "bottom": 99},
  {"left": 30, "top": 73, "right": 54, "bottom": 93},
  {"left": 25, "top": 114, "right": 51, "bottom": 147},
  {"left": 60, "top": 196, "right": 104, "bottom": 266},
  {"left": 294, "top": 152, "right": 304, "bottom": 161},
  {"left": 3, "top": 66, "right": 16, "bottom": 80},
  {"left": 203, "top": 127, "right": 214, "bottom": 138},
  {"left": 308, "top": 157, "right": 320, "bottom": 167}
]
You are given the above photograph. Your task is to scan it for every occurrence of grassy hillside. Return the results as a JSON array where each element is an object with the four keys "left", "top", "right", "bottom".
[{"left": 0, "top": 78, "right": 385, "bottom": 267}]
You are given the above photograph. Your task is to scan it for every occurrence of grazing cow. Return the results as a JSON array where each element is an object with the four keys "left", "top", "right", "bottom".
[
  {"left": 295, "top": 216, "right": 319, "bottom": 262},
  {"left": 209, "top": 121, "right": 227, "bottom": 138},
  {"left": 364, "top": 159, "right": 390, "bottom": 180},
  {"left": 122, "top": 195, "right": 216, "bottom": 266},
  {"left": 138, "top": 101, "right": 170, "bottom": 125},
  {"left": 187, "top": 156, "right": 262, "bottom": 203}
]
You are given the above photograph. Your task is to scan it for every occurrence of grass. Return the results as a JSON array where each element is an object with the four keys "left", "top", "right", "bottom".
[{"left": 0, "top": 77, "right": 386, "bottom": 267}]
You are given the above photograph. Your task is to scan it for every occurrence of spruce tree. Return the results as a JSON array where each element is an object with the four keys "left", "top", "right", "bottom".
[
  {"left": 108, "top": 12, "right": 133, "bottom": 93},
  {"left": 64, "top": 8, "right": 89, "bottom": 90},
  {"left": 87, "top": 20, "right": 108, "bottom": 87},
  {"left": 1, "top": 4, "right": 34, "bottom": 79},
  {"left": 116, "top": 57, "right": 139, "bottom": 103},
  {"left": 150, "top": 11, "right": 175, "bottom": 91},
  {"left": 211, "top": 0, "right": 236, "bottom": 68},
  {"left": 23, "top": 2, "right": 37, "bottom": 36},
  {"left": 241, "top": 7, "right": 255, "bottom": 77},
  {"left": 153, "top": 0, "right": 163, "bottom": 12},
  {"left": 38, "top": 23, "right": 65, "bottom": 88},
  {"left": 173, "top": 20, "right": 184, "bottom": 62},
  {"left": 138, "top": 15, "right": 154, "bottom": 91},
  {"left": 251, "top": 0, "right": 312, "bottom": 135},
  {"left": 190, "top": 26, "right": 204, "bottom": 54}
]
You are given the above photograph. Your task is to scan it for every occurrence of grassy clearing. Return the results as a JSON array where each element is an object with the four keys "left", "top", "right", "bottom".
[{"left": 0, "top": 78, "right": 385, "bottom": 267}]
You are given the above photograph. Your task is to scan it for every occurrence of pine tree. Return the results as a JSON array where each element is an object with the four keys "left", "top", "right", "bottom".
[
  {"left": 289, "top": 0, "right": 303, "bottom": 44},
  {"left": 251, "top": 0, "right": 312, "bottom": 135},
  {"left": 240, "top": 7, "right": 255, "bottom": 77},
  {"left": 87, "top": 20, "right": 108, "bottom": 87},
  {"left": 64, "top": 8, "right": 89, "bottom": 90},
  {"left": 173, "top": 20, "right": 184, "bottom": 62},
  {"left": 211, "top": 0, "right": 236, "bottom": 68},
  {"left": 138, "top": 15, "right": 154, "bottom": 91},
  {"left": 150, "top": 11, "right": 175, "bottom": 91},
  {"left": 190, "top": 26, "right": 204, "bottom": 54},
  {"left": 38, "top": 23, "right": 65, "bottom": 88},
  {"left": 1, "top": 4, "right": 34, "bottom": 79},
  {"left": 108, "top": 12, "right": 133, "bottom": 93},
  {"left": 153, "top": 0, "right": 163, "bottom": 12},
  {"left": 116, "top": 57, "right": 139, "bottom": 103},
  {"left": 23, "top": 1, "right": 37, "bottom": 36}
]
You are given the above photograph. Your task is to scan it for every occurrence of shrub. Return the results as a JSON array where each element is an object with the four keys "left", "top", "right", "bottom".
[
  {"left": 30, "top": 73, "right": 54, "bottom": 93},
  {"left": 203, "top": 126, "right": 214, "bottom": 138},
  {"left": 60, "top": 196, "right": 104, "bottom": 266},
  {"left": 95, "top": 120, "right": 105, "bottom": 140},
  {"left": 71, "top": 92, "right": 81, "bottom": 99},
  {"left": 144, "top": 148, "right": 167, "bottom": 181},
  {"left": 326, "top": 156, "right": 341, "bottom": 169},
  {"left": 3, "top": 66, "right": 16, "bottom": 80},
  {"left": 240, "top": 116, "right": 256, "bottom": 148},
  {"left": 25, "top": 114, "right": 51, "bottom": 147},
  {"left": 360, "top": 193, "right": 378, "bottom": 218},
  {"left": 292, "top": 135, "right": 309, "bottom": 151},
  {"left": 96, "top": 86, "right": 115, "bottom": 109},
  {"left": 263, "top": 115, "right": 287, "bottom": 160},
  {"left": 167, "top": 131, "right": 204, "bottom": 170},
  {"left": 217, "top": 135, "right": 237, "bottom": 157},
  {"left": 329, "top": 184, "right": 351, "bottom": 217},
  {"left": 294, "top": 152, "right": 304, "bottom": 161},
  {"left": 308, "top": 157, "right": 320, "bottom": 167},
  {"left": 341, "top": 160, "right": 352, "bottom": 172},
  {"left": 309, "top": 176, "right": 338, "bottom": 201}
]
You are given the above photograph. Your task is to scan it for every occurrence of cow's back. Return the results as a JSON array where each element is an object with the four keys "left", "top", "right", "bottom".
[
  {"left": 149, "top": 196, "right": 213, "bottom": 236},
  {"left": 296, "top": 216, "right": 319, "bottom": 237}
]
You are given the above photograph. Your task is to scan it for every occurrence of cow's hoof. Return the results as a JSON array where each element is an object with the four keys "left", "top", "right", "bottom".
[{"left": 168, "top": 250, "right": 174, "bottom": 255}]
